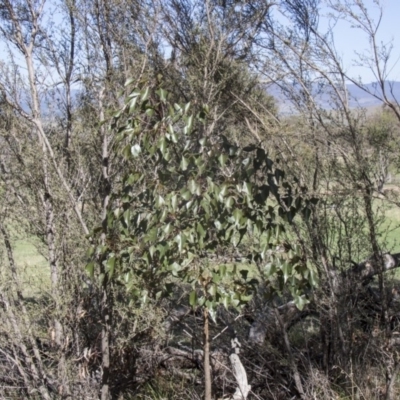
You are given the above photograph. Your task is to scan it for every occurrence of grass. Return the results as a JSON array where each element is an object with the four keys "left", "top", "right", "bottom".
[
  {"left": 381, "top": 205, "right": 400, "bottom": 253},
  {"left": 10, "top": 237, "right": 49, "bottom": 297}
]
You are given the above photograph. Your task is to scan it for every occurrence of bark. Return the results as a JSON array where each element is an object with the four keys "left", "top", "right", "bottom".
[
  {"left": 385, "top": 360, "right": 400, "bottom": 400},
  {"left": 100, "top": 283, "right": 111, "bottom": 400},
  {"left": 229, "top": 337, "right": 251, "bottom": 400},
  {"left": 98, "top": 86, "right": 112, "bottom": 400},
  {"left": 274, "top": 307, "right": 305, "bottom": 399},
  {"left": 203, "top": 307, "right": 212, "bottom": 400}
]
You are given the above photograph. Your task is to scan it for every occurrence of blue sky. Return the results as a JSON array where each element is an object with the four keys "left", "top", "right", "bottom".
[
  {"left": 320, "top": 0, "right": 400, "bottom": 83},
  {"left": 0, "top": 0, "right": 398, "bottom": 85}
]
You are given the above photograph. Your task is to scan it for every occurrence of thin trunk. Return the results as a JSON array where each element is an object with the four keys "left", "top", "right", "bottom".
[
  {"left": 64, "top": 0, "right": 76, "bottom": 156},
  {"left": 100, "top": 278, "right": 111, "bottom": 400},
  {"left": 0, "top": 221, "right": 23, "bottom": 301},
  {"left": 21, "top": 26, "right": 65, "bottom": 348},
  {"left": 22, "top": 13, "right": 68, "bottom": 391},
  {"left": 363, "top": 185, "right": 388, "bottom": 326},
  {"left": 386, "top": 361, "right": 400, "bottom": 400},
  {"left": 274, "top": 307, "right": 305, "bottom": 399},
  {"left": 99, "top": 87, "right": 112, "bottom": 400},
  {"left": 203, "top": 307, "right": 212, "bottom": 400}
]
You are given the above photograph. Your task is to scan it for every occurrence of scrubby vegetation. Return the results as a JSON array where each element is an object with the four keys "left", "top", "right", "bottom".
[{"left": 1, "top": 1, "right": 400, "bottom": 399}]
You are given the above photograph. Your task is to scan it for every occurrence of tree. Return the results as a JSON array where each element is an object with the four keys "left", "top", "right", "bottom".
[{"left": 88, "top": 82, "right": 318, "bottom": 399}]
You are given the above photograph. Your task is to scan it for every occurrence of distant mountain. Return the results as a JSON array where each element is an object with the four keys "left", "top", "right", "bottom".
[
  {"left": 27, "top": 81, "right": 400, "bottom": 116},
  {"left": 267, "top": 81, "right": 400, "bottom": 114},
  {"left": 346, "top": 81, "right": 400, "bottom": 108}
]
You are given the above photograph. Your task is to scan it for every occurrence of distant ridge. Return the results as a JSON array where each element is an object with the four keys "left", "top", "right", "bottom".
[
  {"left": 346, "top": 81, "right": 400, "bottom": 108},
  {"left": 267, "top": 81, "right": 400, "bottom": 113},
  {"left": 23, "top": 81, "right": 400, "bottom": 116}
]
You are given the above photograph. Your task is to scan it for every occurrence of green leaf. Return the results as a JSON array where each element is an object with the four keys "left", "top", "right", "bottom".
[
  {"left": 171, "top": 194, "right": 178, "bottom": 211},
  {"left": 218, "top": 184, "right": 228, "bottom": 201},
  {"left": 145, "top": 108, "right": 154, "bottom": 117},
  {"left": 87, "top": 247, "right": 94, "bottom": 258},
  {"left": 180, "top": 156, "right": 189, "bottom": 171},
  {"left": 85, "top": 261, "right": 94, "bottom": 278},
  {"left": 123, "top": 209, "right": 130, "bottom": 226},
  {"left": 211, "top": 272, "right": 221, "bottom": 283},
  {"left": 163, "top": 223, "right": 173, "bottom": 235},
  {"left": 294, "top": 294, "right": 309, "bottom": 311},
  {"left": 184, "top": 102, "right": 191, "bottom": 114},
  {"left": 106, "top": 257, "right": 116, "bottom": 278},
  {"left": 129, "top": 96, "right": 138, "bottom": 113},
  {"left": 197, "top": 296, "right": 206, "bottom": 306},
  {"left": 224, "top": 196, "right": 234, "bottom": 210},
  {"left": 222, "top": 295, "right": 230, "bottom": 308},
  {"left": 141, "top": 87, "right": 150, "bottom": 101},
  {"left": 145, "top": 227, "right": 158, "bottom": 243},
  {"left": 155, "top": 195, "right": 165, "bottom": 208},
  {"left": 197, "top": 223, "right": 206, "bottom": 238},
  {"left": 265, "top": 262, "right": 276, "bottom": 276},
  {"left": 243, "top": 182, "right": 252, "bottom": 197},
  {"left": 174, "top": 103, "right": 182, "bottom": 113},
  {"left": 124, "top": 78, "right": 136, "bottom": 87},
  {"left": 184, "top": 115, "right": 194, "bottom": 135},
  {"left": 170, "top": 132, "right": 178, "bottom": 143},
  {"left": 233, "top": 209, "right": 243, "bottom": 225},
  {"left": 188, "top": 179, "right": 200, "bottom": 195},
  {"left": 189, "top": 290, "right": 197, "bottom": 307},
  {"left": 157, "top": 88, "right": 167, "bottom": 102},
  {"left": 308, "top": 262, "right": 319, "bottom": 287},
  {"left": 170, "top": 262, "right": 182, "bottom": 276},
  {"left": 208, "top": 284, "right": 217, "bottom": 297},
  {"left": 218, "top": 153, "right": 228, "bottom": 167},
  {"left": 159, "top": 137, "right": 167, "bottom": 155},
  {"left": 214, "top": 220, "right": 222, "bottom": 230},
  {"left": 157, "top": 243, "right": 168, "bottom": 259},
  {"left": 276, "top": 224, "right": 282, "bottom": 240},
  {"left": 124, "top": 271, "right": 132, "bottom": 284},
  {"left": 181, "top": 189, "right": 192, "bottom": 201},
  {"left": 175, "top": 232, "right": 186, "bottom": 253},
  {"left": 230, "top": 295, "right": 240, "bottom": 308}
]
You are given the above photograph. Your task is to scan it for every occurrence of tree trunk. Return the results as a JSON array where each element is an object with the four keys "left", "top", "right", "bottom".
[
  {"left": 203, "top": 308, "right": 212, "bottom": 400},
  {"left": 100, "top": 282, "right": 111, "bottom": 400},
  {"left": 274, "top": 307, "right": 305, "bottom": 399},
  {"left": 99, "top": 86, "right": 112, "bottom": 400}
]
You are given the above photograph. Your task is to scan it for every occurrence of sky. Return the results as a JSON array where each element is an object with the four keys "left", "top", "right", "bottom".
[
  {"left": 318, "top": 0, "right": 400, "bottom": 83},
  {"left": 0, "top": 0, "right": 399, "bottom": 86}
]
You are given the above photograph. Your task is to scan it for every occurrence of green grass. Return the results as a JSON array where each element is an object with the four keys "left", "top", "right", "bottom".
[
  {"left": 381, "top": 205, "right": 400, "bottom": 253},
  {"left": 11, "top": 237, "right": 50, "bottom": 297}
]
